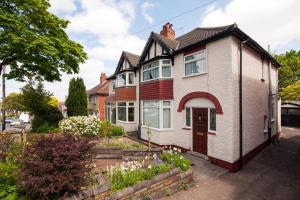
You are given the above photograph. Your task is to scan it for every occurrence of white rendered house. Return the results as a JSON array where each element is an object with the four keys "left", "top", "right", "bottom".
[{"left": 106, "top": 23, "right": 281, "bottom": 171}]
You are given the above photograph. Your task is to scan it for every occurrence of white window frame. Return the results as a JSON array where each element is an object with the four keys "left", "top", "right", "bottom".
[
  {"left": 184, "top": 50, "right": 207, "bottom": 77},
  {"left": 142, "top": 59, "right": 172, "bottom": 82},
  {"left": 116, "top": 72, "right": 135, "bottom": 87},
  {"left": 142, "top": 100, "right": 173, "bottom": 130},
  {"left": 184, "top": 107, "right": 192, "bottom": 128},
  {"left": 116, "top": 101, "right": 135, "bottom": 123},
  {"left": 208, "top": 107, "right": 217, "bottom": 132}
]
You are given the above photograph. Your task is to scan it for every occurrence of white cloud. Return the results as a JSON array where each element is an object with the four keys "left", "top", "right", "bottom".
[
  {"left": 49, "top": 0, "right": 77, "bottom": 14},
  {"left": 141, "top": 1, "right": 155, "bottom": 24},
  {"left": 201, "top": 0, "right": 300, "bottom": 50}
]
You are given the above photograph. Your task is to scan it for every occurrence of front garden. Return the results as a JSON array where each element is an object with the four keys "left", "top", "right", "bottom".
[{"left": 0, "top": 116, "right": 192, "bottom": 200}]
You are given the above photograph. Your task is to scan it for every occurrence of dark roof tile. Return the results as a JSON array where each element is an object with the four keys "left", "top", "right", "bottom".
[{"left": 87, "top": 80, "right": 109, "bottom": 95}]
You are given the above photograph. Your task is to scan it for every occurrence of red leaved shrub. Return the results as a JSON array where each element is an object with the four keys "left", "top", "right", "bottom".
[{"left": 20, "top": 134, "right": 95, "bottom": 200}]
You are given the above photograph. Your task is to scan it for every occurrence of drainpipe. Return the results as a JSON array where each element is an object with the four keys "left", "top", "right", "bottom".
[
  {"left": 137, "top": 69, "right": 142, "bottom": 139},
  {"left": 267, "top": 45, "right": 272, "bottom": 145},
  {"left": 239, "top": 39, "right": 248, "bottom": 170}
]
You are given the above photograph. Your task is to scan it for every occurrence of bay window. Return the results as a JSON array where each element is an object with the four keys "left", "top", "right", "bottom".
[
  {"left": 117, "top": 102, "right": 135, "bottom": 122},
  {"left": 142, "top": 59, "right": 172, "bottom": 81},
  {"left": 184, "top": 50, "right": 207, "bottom": 76},
  {"left": 142, "top": 100, "right": 172, "bottom": 129},
  {"left": 116, "top": 72, "right": 135, "bottom": 87}
]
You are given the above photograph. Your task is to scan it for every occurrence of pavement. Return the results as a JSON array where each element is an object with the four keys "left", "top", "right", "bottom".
[{"left": 162, "top": 127, "right": 300, "bottom": 200}]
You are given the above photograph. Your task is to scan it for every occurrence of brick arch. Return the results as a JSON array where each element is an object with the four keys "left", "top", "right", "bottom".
[{"left": 177, "top": 92, "right": 223, "bottom": 114}]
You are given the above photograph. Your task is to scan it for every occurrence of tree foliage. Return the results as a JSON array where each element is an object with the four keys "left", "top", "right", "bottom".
[
  {"left": 20, "top": 82, "right": 62, "bottom": 132},
  {"left": 4, "top": 92, "right": 24, "bottom": 114},
  {"left": 279, "top": 80, "right": 300, "bottom": 101},
  {"left": 0, "top": 0, "right": 87, "bottom": 81},
  {"left": 65, "top": 77, "right": 88, "bottom": 117},
  {"left": 275, "top": 50, "right": 300, "bottom": 88},
  {"left": 48, "top": 96, "right": 59, "bottom": 108}
]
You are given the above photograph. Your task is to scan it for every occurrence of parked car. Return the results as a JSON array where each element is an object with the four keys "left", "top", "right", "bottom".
[
  {"left": 10, "top": 119, "right": 23, "bottom": 126},
  {"left": 5, "top": 117, "right": 15, "bottom": 124}
]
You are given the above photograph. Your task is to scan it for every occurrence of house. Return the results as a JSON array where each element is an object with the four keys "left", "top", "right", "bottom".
[
  {"left": 105, "top": 23, "right": 281, "bottom": 171},
  {"left": 87, "top": 73, "right": 109, "bottom": 120}
]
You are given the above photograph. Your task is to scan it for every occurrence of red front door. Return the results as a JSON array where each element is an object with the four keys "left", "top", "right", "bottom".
[{"left": 192, "top": 108, "right": 208, "bottom": 155}]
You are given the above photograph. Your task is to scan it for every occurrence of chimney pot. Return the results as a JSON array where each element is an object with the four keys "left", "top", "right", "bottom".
[
  {"left": 160, "top": 22, "right": 175, "bottom": 40},
  {"left": 100, "top": 73, "right": 107, "bottom": 84}
]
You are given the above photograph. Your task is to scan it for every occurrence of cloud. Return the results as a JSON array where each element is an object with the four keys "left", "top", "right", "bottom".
[
  {"left": 49, "top": 0, "right": 77, "bottom": 14},
  {"left": 141, "top": 1, "right": 155, "bottom": 24},
  {"left": 201, "top": 0, "right": 300, "bottom": 50}
]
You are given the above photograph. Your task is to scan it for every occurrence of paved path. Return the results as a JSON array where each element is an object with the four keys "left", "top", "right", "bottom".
[{"left": 162, "top": 127, "right": 300, "bottom": 200}]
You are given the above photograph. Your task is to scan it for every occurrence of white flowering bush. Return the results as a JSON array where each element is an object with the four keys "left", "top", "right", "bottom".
[
  {"left": 160, "top": 146, "right": 191, "bottom": 171},
  {"left": 107, "top": 156, "right": 171, "bottom": 191},
  {"left": 59, "top": 116, "right": 101, "bottom": 137}
]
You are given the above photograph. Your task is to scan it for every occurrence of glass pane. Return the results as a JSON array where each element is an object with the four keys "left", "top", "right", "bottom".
[
  {"left": 162, "top": 60, "right": 171, "bottom": 64},
  {"left": 163, "top": 101, "right": 170, "bottom": 106},
  {"left": 186, "top": 108, "right": 191, "bottom": 127},
  {"left": 128, "top": 102, "right": 134, "bottom": 106},
  {"left": 144, "top": 101, "right": 159, "bottom": 107},
  {"left": 151, "top": 61, "right": 159, "bottom": 67},
  {"left": 185, "top": 63, "right": 193, "bottom": 76},
  {"left": 118, "top": 106, "right": 126, "bottom": 121},
  {"left": 128, "top": 107, "right": 134, "bottom": 122},
  {"left": 162, "top": 66, "right": 171, "bottom": 77},
  {"left": 117, "top": 74, "right": 126, "bottom": 87},
  {"left": 163, "top": 108, "right": 171, "bottom": 128},
  {"left": 192, "top": 61, "right": 200, "bottom": 74},
  {"left": 185, "top": 55, "right": 195, "bottom": 62},
  {"left": 118, "top": 102, "right": 126, "bottom": 106},
  {"left": 143, "top": 107, "right": 159, "bottom": 128},
  {"left": 210, "top": 108, "right": 216, "bottom": 131},
  {"left": 128, "top": 73, "right": 134, "bottom": 84}
]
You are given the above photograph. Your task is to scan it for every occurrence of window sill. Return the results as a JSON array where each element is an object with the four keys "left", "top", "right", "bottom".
[
  {"left": 116, "top": 85, "right": 136, "bottom": 88},
  {"left": 182, "top": 127, "right": 191, "bottom": 130},
  {"left": 208, "top": 131, "right": 216, "bottom": 136},
  {"left": 117, "top": 120, "right": 136, "bottom": 124},
  {"left": 183, "top": 72, "right": 207, "bottom": 79},
  {"left": 141, "top": 125, "right": 174, "bottom": 132}
]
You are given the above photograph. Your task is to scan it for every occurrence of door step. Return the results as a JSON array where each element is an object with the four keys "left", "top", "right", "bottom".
[{"left": 186, "top": 151, "right": 209, "bottom": 161}]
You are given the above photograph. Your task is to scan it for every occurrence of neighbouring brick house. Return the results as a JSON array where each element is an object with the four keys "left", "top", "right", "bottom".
[
  {"left": 105, "top": 23, "right": 281, "bottom": 171},
  {"left": 87, "top": 73, "right": 109, "bottom": 120}
]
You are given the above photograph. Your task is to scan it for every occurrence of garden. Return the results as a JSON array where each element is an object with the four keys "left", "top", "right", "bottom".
[{"left": 0, "top": 116, "right": 193, "bottom": 200}]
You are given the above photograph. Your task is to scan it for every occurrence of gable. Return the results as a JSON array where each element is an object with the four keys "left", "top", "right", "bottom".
[{"left": 140, "top": 34, "right": 171, "bottom": 62}]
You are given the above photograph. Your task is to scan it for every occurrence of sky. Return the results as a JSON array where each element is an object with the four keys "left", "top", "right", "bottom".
[{"left": 5, "top": 0, "right": 300, "bottom": 101}]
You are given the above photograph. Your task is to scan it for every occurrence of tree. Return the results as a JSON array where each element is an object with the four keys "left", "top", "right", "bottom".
[
  {"left": 275, "top": 50, "right": 300, "bottom": 88},
  {"left": 21, "top": 82, "right": 62, "bottom": 132},
  {"left": 4, "top": 92, "right": 24, "bottom": 115},
  {"left": 65, "top": 77, "right": 88, "bottom": 117},
  {"left": 48, "top": 96, "right": 59, "bottom": 108},
  {"left": 0, "top": 0, "right": 87, "bottom": 81},
  {"left": 279, "top": 80, "right": 300, "bottom": 101}
]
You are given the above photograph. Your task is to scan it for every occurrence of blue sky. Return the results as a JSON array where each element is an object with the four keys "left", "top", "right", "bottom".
[{"left": 6, "top": 0, "right": 300, "bottom": 100}]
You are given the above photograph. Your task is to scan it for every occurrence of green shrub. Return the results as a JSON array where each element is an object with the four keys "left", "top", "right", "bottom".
[
  {"left": 111, "top": 125, "right": 125, "bottom": 136},
  {"left": 142, "top": 163, "right": 171, "bottom": 180},
  {"left": 0, "top": 161, "right": 20, "bottom": 200},
  {"left": 160, "top": 148, "right": 191, "bottom": 171},
  {"left": 99, "top": 120, "right": 113, "bottom": 137},
  {"left": 32, "top": 106, "right": 63, "bottom": 132},
  {"left": 33, "top": 123, "right": 60, "bottom": 133}
]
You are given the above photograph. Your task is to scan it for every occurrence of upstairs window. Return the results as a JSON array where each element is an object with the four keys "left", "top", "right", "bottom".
[
  {"left": 143, "top": 61, "right": 159, "bottom": 81},
  {"left": 142, "top": 59, "right": 172, "bottom": 82},
  {"left": 116, "top": 72, "right": 135, "bottom": 87},
  {"left": 184, "top": 50, "right": 207, "bottom": 76}
]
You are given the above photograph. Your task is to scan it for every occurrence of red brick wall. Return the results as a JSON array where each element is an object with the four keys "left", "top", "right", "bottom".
[
  {"left": 115, "top": 86, "right": 136, "bottom": 101},
  {"left": 97, "top": 96, "right": 106, "bottom": 120},
  {"left": 140, "top": 79, "right": 173, "bottom": 100}
]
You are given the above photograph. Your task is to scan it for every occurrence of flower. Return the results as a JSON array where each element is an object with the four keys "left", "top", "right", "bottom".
[{"left": 148, "top": 165, "right": 152, "bottom": 169}]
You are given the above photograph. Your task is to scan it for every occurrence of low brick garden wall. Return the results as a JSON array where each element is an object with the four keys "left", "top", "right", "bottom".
[
  {"left": 93, "top": 147, "right": 162, "bottom": 159},
  {"left": 64, "top": 168, "right": 193, "bottom": 200}
]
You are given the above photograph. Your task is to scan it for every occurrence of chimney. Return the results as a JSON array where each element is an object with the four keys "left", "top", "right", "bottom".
[
  {"left": 100, "top": 73, "right": 107, "bottom": 84},
  {"left": 160, "top": 22, "right": 175, "bottom": 40}
]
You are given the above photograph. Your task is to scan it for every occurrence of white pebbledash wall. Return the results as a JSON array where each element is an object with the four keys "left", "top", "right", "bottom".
[{"left": 141, "top": 35, "right": 279, "bottom": 164}]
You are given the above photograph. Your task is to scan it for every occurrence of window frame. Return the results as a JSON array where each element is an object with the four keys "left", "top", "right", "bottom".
[
  {"left": 116, "top": 72, "right": 135, "bottom": 87},
  {"left": 142, "top": 59, "right": 172, "bottom": 82},
  {"left": 116, "top": 101, "right": 135, "bottom": 123},
  {"left": 184, "top": 50, "right": 207, "bottom": 77},
  {"left": 142, "top": 100, "right": 173, "bottom": 130},
  {"left": 208, "top": 108, "right": 217, "bottom": 132}
]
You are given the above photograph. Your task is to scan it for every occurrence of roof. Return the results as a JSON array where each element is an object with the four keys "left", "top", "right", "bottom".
[
  {"left": 87, "top": 80, "right": 109, "bottom": 96},
  {"left": 142, "top": 24, "right": 280, "bottom": 67},
  {"left": 123, "top": 51, "right": 140, "bottom": 67}
]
